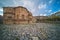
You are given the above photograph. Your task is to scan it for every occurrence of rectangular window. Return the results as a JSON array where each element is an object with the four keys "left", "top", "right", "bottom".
[{"left": 8, "top": 16, "right": 12, "bottom": 19}]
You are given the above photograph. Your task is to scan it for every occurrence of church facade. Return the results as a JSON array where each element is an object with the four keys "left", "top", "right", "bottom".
[{"left": 3, "top": 6, "right": 36, "bottom": 24}]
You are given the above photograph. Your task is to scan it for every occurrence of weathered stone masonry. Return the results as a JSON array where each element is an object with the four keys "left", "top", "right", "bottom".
[{"left": 3, "top": 6, "right": 36, "bottom": 24}]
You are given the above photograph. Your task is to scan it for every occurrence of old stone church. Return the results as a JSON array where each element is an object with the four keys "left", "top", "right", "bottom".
[{"left": 3, "top": 6, "right": 36, "bottom": 24}]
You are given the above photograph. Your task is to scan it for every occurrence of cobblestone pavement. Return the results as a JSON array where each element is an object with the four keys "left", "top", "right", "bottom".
[{"left": 0, "top": 23, "right": 60, "bottom": 40}]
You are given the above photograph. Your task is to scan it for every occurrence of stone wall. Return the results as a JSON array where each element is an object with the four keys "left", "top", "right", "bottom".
[{"left": 3, "top": 6, "right": 35, "bottom": 24}]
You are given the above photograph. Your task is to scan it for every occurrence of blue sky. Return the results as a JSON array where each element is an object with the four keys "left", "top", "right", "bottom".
[{"left": 0, "top": 0, "right": 60, "bottom": 16}]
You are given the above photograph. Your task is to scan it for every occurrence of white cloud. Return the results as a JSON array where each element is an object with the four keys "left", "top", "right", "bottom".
[
  {"left": 23, "top": 1, "right": 34, "bottom": 7},
  {"left": 0, "top": 8, "right": 3, "bottom": 16},
  {"left": 0, "top": 13, "right": 3, "bottom": 16},
  {"left": 58, "top": 10, "right": 60, "bottom": 11},
  {"left": 13, "top": 0, "right": 18, "bottom": 6},
  {"left": 12, "top": 0, "right": 24, "bottom": 6},
  {"left": 0, "top": 8, "right": 3, "bottom": 11},
  {"left": 49, "top": 0, "right": 52, "bottom": 4},
  {"left": 31, "top": 9, "right": 36, "bottom": 13},
  {"left": 40, "top": 14, "right": 47, "bottom": 16},
  {"left": 51, "top": 13, "right": 53, "bottom": 15},
  {"left": 12, "top": 0, "right": 34, "bottom": 7},
  {"left": 12, "top": 0, "right": 36, "bottom": 14},
  {"left": 38, "top": 4, "right": 47, "bottom": 10},
  {"left": 22, "top": 0, "right": 35, "bottom": 10},
  {"left": 21, "top": 0, "right": 37, "bottom": 15},
  {"left": 51, "top": 10, "right": 60, "bottom": 15},
  {"left": 45, "top": 10, "right": 48, "bottom": 12},
  {"left": 45, "top": 10, "right": 52, "bottom": 13},
  {"left": 48, "top": 10, "right": 52, "bottom": 13}
]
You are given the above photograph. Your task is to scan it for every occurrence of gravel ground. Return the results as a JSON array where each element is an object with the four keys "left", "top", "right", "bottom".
[{"left": 0, "top": 23, "right": 60, "bottom": 40}]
